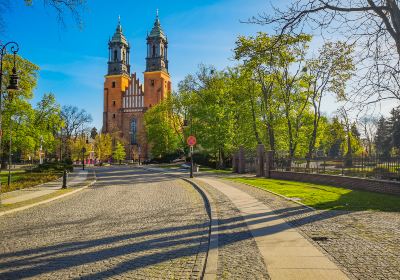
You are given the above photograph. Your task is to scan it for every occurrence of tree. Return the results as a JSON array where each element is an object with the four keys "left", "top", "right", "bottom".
[
  {"left": 94, "top": 133, "right": 112, "bottom": 162},
  {"left": 0, "top": 0, "right": 86, "bottom": 32},
  {"left": 113, "top": 141, "right": 126, "bottom": 164},
  {"left": 254, "top": 0, "right": 400, "bottom": 105},
  {"left": 60, "top": 105, "right": 92, "bottom": 158},
  {"left": 305, "top": 41, "right": 354, "bottom": 161},
  {"left": 359, "top": 116, "right": 379, "bottom": 154},
  {"left": 90, "top": 127, "right": 98, "bottom": 139},
  {"left": 144, "top": 96, "right": 182, "bottom": 158},
  {"left": 389, "top": 107, "right": 400, "bottom": 152},
  {"left": 375, "top": 116, "right": 392, "bottom": 157}
]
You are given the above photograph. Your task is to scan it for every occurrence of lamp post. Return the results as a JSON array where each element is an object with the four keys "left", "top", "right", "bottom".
[
  {"left": 7, "top": 115, "right": 17, "bottom": 186},
  {"left": 138, "top": 144, "right": 141, "bottom": 165},
  {"left": 0, "top": 41, "right": 19, "bottom": 198},
  {"left": 39, "top": 135, "right": 44, "bottom": 165},
  {"left": 82, "top": 133, "right": 88, "bottom": 170}
]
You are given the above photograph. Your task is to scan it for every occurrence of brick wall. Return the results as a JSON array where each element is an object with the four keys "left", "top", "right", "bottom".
[{"left": 270, "top": 170, "right": 400, "bottom": 196}]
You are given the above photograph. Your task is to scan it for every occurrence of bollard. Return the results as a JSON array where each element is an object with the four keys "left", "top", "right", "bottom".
[{"left": 62, "top": 169, "right": 68, "bottom": 189}]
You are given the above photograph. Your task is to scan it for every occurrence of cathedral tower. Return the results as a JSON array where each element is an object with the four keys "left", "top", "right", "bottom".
[
  {"left": 103, "top": 18, "right": 131, "bottom": 134},
  {"left": 144, "top": 13, "right": 172, "bottom": 108},
  {"left": 102, "top": 13, "right": 172, "bottom": 161}
]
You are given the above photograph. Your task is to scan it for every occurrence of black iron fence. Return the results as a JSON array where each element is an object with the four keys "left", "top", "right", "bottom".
[{"left": 273, "top": 154, "right": 400, "bottom": 181}]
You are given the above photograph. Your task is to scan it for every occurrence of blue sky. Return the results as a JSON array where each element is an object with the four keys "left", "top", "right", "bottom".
[{"left": 3, "top": 0, "right": 341, "bottom": 129}]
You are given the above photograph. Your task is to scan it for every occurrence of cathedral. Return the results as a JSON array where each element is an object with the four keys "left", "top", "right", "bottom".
[{"left": 102, "top": 14, "right": 171, "bottom": 161}]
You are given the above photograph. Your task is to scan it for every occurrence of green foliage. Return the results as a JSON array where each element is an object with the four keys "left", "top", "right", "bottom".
[
  {"left": 1, "top": 55, "right": 63, "bottom": 164},
  {"left": 144, "top": 96, "right": 183, "bottom": 158},
  {"left": 94, "top": 133, "right": 112, "bottom": 161},
  {"left": 113, "top": 141, "right": 126, "bottom": 163}
]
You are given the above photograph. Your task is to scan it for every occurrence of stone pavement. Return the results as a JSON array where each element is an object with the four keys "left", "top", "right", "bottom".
[
  {"left": 225, "top": 178, "right": 400, "bottom": 280},
  {"left": 0, "top": 167, "right": 209, "bottom": 279},
  {"left": 198, "top": 177, "right": 350, "bottom": 280},
  {"left": 0, "top": 169, "right": 88, "bottom": 205}
]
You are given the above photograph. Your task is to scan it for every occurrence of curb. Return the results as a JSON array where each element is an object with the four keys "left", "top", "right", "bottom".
[
  {"left": 185, "top": 179, "right": 219, "bottom": 280},
  {"left": 0, "top": 171, "right": 97, "bottom": 217}
]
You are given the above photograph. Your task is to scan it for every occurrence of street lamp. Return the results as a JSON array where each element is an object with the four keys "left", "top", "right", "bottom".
[{"left": 0, "top": 42, "right": 19, "bottom": 192}]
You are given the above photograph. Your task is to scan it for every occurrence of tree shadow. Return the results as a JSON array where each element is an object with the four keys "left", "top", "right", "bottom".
[{"left": 0, "top": 206, "right": 347, "bottom": 279}]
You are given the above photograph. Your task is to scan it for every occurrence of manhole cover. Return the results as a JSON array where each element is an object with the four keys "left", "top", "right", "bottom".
[{"left": 311, "top": 236, "right": 328, "bottom": 242}]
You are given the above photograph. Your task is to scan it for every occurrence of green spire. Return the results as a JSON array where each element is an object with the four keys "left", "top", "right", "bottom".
[
  {"left": 111, "top": 16, "right": 127, "bottom": 45},
  {"left": 149, "top": 10, "right": 166, "bottom": 40}
]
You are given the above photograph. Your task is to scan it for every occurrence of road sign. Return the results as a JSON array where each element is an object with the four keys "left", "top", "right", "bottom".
[{"left": 187, "top": 135, "right": 196, "bottom": 146}]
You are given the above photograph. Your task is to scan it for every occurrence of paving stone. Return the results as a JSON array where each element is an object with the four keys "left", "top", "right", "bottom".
[
  {"left": 0, "top": 167, "right": 209, "bottom": 279},
  {"left": 222, "top": 179, "right": 400, "bottom": 280}
]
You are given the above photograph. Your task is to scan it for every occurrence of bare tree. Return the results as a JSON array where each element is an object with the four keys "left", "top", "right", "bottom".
[
  {"left": 359, "top": 115, "right": 378, "bottom": 154},
  {"left": 0, "top": 0, "right": 86, "bottom": 31},
  {"left": 253, "top": 0, "right": 400, "bottom": 105},
  {"left": 60, "top": 105, "right": 92, "bottom": 140}
]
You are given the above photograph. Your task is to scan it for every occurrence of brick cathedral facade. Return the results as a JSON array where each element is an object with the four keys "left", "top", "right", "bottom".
[{"left": 102, "top": 15, "right": 171, "bottom": 160}]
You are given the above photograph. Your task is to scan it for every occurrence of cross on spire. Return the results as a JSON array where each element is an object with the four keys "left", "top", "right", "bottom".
[{"left": 156, "top": 9, "right": 159, "bottom": 18}]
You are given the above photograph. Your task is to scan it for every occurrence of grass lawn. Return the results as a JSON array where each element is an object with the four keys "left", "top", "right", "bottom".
[
  {"left": 156, "top": 163, "right": 183, "bottom": 169},
  {"left": 200, "top": 167, "right": 232, "bottom": 174},
  {"left": 0, "top": 170, "right": 62, "bottom": 193},
  {"left": 226, "top": 177, "right": 400, "bottom": 212},
  {"left": 0, "top": 188, "right": 73, "bottom": 212}
]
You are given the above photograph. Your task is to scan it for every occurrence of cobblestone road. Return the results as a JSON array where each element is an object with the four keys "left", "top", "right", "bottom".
[
  {"left": 0, "top": 167, "right": 209, "bottom": 279},
  {"left": 223, "top": 179, "right": 400, "bottom": 280}
]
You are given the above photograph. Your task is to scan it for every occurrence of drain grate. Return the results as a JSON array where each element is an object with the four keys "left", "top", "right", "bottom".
[{"left": 311, "top": 236, "right": 329, "bottom": 242}]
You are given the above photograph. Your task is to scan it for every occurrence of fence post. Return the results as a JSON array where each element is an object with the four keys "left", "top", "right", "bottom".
[
  {"left": 256, "top": 144, "right": 265, "bottom": 177},
  {"left": 238, "top": 146, "right": 245, "bottom": 174},
  {"left": 265, "top": 150, "right": 274, "bottom": 178},
  {"left": 232, "top": 152, "right": 238, "bottom": 173}
]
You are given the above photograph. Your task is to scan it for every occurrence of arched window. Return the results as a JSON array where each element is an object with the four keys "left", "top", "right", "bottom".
[
  {"left": 130, "top": 119, "right": 137, "bottom": 145},
  {"left": 152, "top": 45, "right": 156, "bottom": 57},
  {"left": 114, "top": 50, "right": 118, "bottom": 62}
]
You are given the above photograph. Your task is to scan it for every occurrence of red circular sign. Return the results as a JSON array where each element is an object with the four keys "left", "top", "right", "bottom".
[{"left": 187, "top": 135, "right": 197, "bottom": 146}]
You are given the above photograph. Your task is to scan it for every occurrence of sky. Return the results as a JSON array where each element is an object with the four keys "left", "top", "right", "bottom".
[{"left": 2, "top": 0, "right": 343, "bottom": 129}]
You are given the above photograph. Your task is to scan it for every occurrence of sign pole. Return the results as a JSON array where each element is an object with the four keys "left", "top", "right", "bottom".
[
  {"left": 187, "top": 136, "right": 197, "bottom": 179},
  {"left": 190, "top": 145, "right": 194, "bottom": 178}
]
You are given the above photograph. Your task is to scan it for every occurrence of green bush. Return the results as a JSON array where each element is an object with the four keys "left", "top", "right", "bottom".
[{"left": 33, "top": 162, "right": 73, "bottom": 173}]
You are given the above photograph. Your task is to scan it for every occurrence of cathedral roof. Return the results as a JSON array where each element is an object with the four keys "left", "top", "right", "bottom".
[
  {"left": 111, "top": 17, "right": 128, "bottom": 45},
  {"left": 148, "top": 13, "right": 166, "bottom": 40}
]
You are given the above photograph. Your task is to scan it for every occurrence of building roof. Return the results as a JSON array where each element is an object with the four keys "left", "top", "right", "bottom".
[
  {"left": 148, "top": 14, "right": 166, "bottom": 40},
  {"left": 111, "top": 17, "right": 128, "bottom": 45}
]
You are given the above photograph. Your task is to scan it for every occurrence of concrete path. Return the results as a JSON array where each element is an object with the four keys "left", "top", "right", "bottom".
[
  {"left": 198, "top": 177, "right": 350, "bottom": 280},
  {"left": 1, "top": 170, "right": 88, "bottom": 205}
]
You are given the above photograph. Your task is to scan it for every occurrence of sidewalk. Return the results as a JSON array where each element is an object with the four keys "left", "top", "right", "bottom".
[
  {"left": 198, "top": 177, "right": 350, "bottom": 280},
  {"left": 0, "top": 170, "right": 88, "bottom": 205}
]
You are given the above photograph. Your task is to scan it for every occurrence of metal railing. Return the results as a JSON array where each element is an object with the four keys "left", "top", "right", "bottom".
[{"left": 273, "top": 154, "right": 400, "bottom": 181}]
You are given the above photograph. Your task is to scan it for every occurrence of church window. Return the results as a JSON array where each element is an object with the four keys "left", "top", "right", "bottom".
[
  {"left": 112, "top": 81, "right": 116, "bottom": 88},
  {"left": 112, "top": 100, "right": 116, "bottom": 106},
  {"left": 130, "top": 119, "right": 137, "bottom": 145},
  {"left": 152, "top": 45, "right": 156, "bottom": 57},
  {"left": 113, "top": 114, "right": 116, "bottom": 119},
  {"left": 114, "top": 50, "right": 117, "bottom": 61},
  {"left": 150, "top": 80, "right": 155, "bottom": 86}
]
